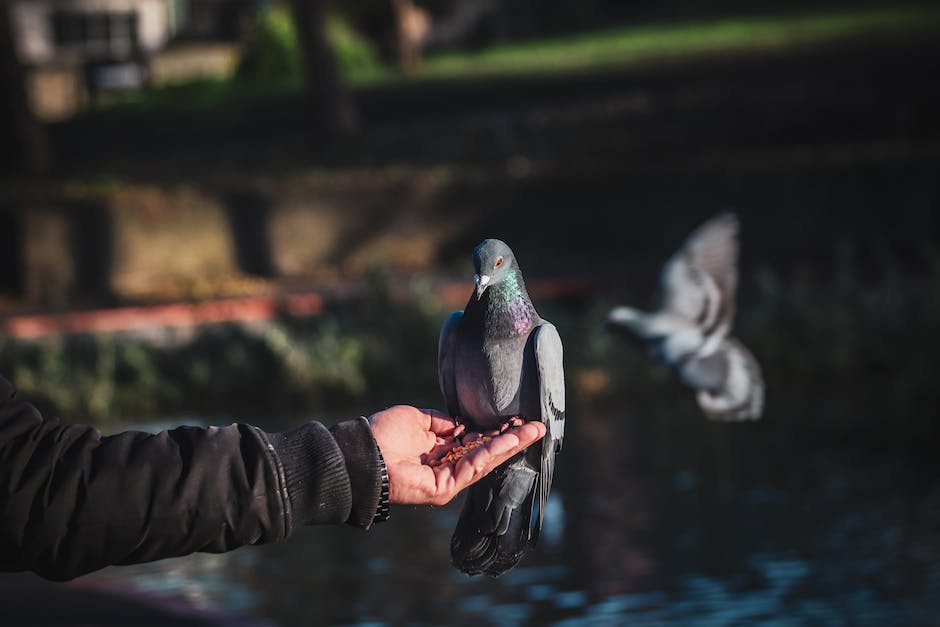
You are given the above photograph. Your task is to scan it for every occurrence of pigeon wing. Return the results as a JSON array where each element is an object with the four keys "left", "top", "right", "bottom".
[
  {"left": 530, "top": 321, "right": 565, "bottom": 545},
  {"left": 661, "top": 212, "right": 740, "bottom": 336},
  {"left": 438, "top": 311, "right": 463, "bottom": 419}
]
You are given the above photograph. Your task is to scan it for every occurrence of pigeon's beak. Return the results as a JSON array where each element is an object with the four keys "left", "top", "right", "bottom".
[{"left": 474, "top": 274, "right": 491, "bottom": 300}]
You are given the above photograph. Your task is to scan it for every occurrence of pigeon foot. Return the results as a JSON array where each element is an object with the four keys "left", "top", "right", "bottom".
[
  {"left": 477, "top": 416, "right": 525, "bottom": 437},
  {"left": 498, "top": 416, "right": 524, "bottom": 434}
]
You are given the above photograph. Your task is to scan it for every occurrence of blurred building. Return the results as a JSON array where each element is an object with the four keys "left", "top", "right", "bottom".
[{"left": 9, "top": 0, "right": 251, "bottom": 120}]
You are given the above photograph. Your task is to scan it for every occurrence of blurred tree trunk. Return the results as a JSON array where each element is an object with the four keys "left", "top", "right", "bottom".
[
  {"left": 391, "top": 0, "right": 429, "bottom": 73},
  {"left": 290, "top": 0, "right": 358, "bottom": 139},
  {"left": 0, "top": 1, "right": 48, "bottom": 173}
]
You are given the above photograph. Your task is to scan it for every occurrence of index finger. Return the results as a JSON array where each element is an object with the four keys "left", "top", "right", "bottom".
[{"left": 422, "top": 409, "right": 458, "bottom": 436}]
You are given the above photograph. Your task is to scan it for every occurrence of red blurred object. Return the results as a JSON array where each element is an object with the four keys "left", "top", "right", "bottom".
[{"left": 2, "top": 293, "right": 324, "bottom": 340}]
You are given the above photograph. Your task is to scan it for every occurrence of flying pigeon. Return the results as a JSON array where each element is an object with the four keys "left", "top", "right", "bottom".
[
  {"left": 438, "top": 238, "right": 565, "bottom": 577},
  {"left": 607, "top": 212, "right": 764, "bottom": 421}
]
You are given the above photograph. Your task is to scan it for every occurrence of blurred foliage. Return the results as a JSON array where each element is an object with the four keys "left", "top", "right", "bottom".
[
  {"left": 5, "top": 334, "right": 169, "bottom": 423},
  {"left": 237, "top": 3, "right": 304, "bottom": 86},
  {"left": 262, "top": 320, "right": 367, "bottom": 402},
  {"left": 327, "top": 13, "right": 382, "bottom": 78},
  {"left": 0, "top": 277, "right": 447, "bottom": 424},
  {"left": 237, "top": 3, "right": 380, "bottom": 86}
]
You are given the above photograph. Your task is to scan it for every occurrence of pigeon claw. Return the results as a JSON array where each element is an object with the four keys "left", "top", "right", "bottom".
[{"left": 499, "top": 416, "right": 525, "bottom": 433}]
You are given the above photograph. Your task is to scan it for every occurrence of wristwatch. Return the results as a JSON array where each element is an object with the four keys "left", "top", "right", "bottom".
[{"left": 373, "top": 445, "right": 390, "bottom": 524}]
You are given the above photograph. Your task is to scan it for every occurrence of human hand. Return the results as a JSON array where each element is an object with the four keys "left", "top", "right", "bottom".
[{"left": 368, "top": 406, "right": 546, "bottom": 507}]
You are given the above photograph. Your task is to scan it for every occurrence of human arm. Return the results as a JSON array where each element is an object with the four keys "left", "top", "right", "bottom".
[{"left": 0, "top": 375, "right": 379, "bottom": 580}]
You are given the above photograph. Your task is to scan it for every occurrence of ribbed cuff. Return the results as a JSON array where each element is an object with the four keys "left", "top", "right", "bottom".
[
  {"left": 329, "top": 417, "right": 383, "bottom": 530},
  {"left": 268, "top": 421, "right": 351, "bottom": 530}
]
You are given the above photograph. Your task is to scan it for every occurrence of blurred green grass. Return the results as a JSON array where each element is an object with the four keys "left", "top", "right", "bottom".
[{"left": 407, "top": 6, "right": 940, "bottom": 81}]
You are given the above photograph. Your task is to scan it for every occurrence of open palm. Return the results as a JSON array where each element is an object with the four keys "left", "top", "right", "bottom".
[{"left": 368, "top": 406, "right": 546, "bottom": 507}]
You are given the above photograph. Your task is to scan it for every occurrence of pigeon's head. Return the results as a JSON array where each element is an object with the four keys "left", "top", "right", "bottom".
[{"left": 472, "top": 238, "right": 517, "bottom": 300}]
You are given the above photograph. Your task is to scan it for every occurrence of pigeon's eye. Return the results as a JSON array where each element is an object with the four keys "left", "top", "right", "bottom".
[{"left": 495, "top": 257, "right": 504, "bottom": 268}]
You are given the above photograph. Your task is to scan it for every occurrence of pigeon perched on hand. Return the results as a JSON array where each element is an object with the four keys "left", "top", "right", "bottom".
[
  {"left": 607, "top": 212, "right": 764, "bottom": 421},
  {"left": 439, "top": 238, "right": 565, "bottom": 577}
]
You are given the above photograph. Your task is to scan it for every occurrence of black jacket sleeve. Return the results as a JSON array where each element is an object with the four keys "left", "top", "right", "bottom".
[{"left": 0, "top": 375, "right": 383, "bottom": 581}]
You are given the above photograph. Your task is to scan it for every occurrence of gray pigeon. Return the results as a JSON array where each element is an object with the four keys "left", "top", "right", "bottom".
[
  {"left": 438, "top": 238, "right": 565, "bottom": 577},
  {"left": 607, "top": 212, "right": 764, "bottom": 421}
]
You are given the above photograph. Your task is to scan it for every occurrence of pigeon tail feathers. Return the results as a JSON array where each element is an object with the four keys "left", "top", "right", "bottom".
[{"left": 451, "top": 458, "right": 538, "bottom": 578}]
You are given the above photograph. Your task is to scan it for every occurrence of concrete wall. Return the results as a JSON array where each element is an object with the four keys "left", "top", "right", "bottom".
[
  {"left": 0, "top": 174, "right": 462, "bottom": 308},
  {"left": 109, "top": 186, "right": 237, "bottom": 300}
]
